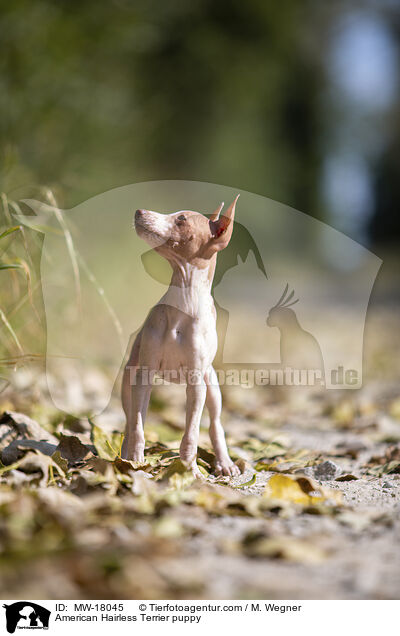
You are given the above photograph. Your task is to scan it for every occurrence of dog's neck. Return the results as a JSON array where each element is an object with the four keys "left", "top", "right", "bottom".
[
  {"left": 169, "top": 253, "right": 217, "bottom": 291},
  {"left": 158, "top": 254, "right": 217, "bottom": 317}
]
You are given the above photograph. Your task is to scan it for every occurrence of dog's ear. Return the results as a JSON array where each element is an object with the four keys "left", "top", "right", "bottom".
[
  {"left": 209, "top": 195, "right": 239, "bottom": 251},
  {"left": 209, "top": 201, "right": 224, "bottom": 222}
]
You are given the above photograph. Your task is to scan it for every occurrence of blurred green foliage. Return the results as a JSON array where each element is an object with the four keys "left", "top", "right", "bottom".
[
  {"left": 0, "top": 1, "right": 399, "bottom": 238},
  {"left": 0, "top": 0, "right": 334, "bottom": 212}
]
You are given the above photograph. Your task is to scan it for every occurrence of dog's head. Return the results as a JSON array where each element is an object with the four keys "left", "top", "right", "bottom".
[{"left": 134, "top": 196, "right": 239, "bottom": 267}]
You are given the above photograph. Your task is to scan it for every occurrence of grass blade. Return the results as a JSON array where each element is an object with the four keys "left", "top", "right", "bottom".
[
  {"left": 0, "top": 263, "right": 24, "bottom": 270},
  {"left": 45, "top": 189, "right": 82, "bottom": 316},
  {"left": 0, "top": 306, "right": 24, "bottom": 355},
  {"left": 0, "top": 226, "right": 21, "bottom": 240},
  {"left": 1, "top": 193, "right": 12, "bottom": 224}
]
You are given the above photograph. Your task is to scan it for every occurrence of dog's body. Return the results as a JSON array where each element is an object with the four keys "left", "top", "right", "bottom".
[{"left": 121, "top": 197, "right": 240, "bottom": 478}]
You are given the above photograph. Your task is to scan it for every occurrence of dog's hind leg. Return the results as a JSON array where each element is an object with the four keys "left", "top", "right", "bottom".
[
  {"left": 205, "top": 367, "right": 240, "bottom": 477},
  {"left": 121, "top": 368, "right": 151, "bottom": 462},
  {"left": 121, "top": 330, "right": 142, "bottom": 418},
  {"left": 121, "top": 330, "right": 151, "bottom": 462}
]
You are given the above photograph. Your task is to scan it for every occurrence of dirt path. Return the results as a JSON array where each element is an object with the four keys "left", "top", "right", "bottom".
[{"left": 0, "top": 370, "right": 399, "bottom": 600}]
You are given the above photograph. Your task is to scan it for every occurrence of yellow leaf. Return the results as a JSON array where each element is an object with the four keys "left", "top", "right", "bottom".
[
  {"left": 245, "top": 536, "right": 327, "bottom": 563},
  {"left": 154, "top": 516, "right": 184, "bottom": 539},
  {"left": 169, "top": 471, "right": 195, "bottom": 490},
  {"left": 264, "top": 474, "right": 340, "bottom": 506}
]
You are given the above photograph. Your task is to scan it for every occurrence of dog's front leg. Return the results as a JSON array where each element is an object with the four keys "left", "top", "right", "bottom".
[
  {"left": 180, "top": 379, "right": 207, "bottom": 478},
  {"left": 205, "top": 367, "right": 240, "bottom": 477},
  {"left": 121, "top": 368, "right": 152, "bottom": 462}
]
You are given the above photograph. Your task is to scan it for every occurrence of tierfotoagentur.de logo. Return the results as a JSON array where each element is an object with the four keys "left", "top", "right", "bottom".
[
  {"left": 10, "top": 181, "right": 381, "bottom": 419},
  {"left": 3, "top": 602, "right": 50, "bottom": 633}
]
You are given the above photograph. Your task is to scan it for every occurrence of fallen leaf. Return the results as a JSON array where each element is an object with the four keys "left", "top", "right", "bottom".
[
  {"left": 243, "top": 534, "right": 327, "bottom": 563},
  {"left": 56, "top": 434, "right": 94, "bottom": 464},
  {"left": 264, "top": 474, "right": 341, "bottom": 506},
  {"left": 335, "top": 474, "right": 359, "bottom": 481},
  {"left": 0, "top": 411, "right": 57, "bottom": 452},
  {"left": 17, "top": 450, "right": 66, "bottom": 486},
  {"left": 113, "top": 457, "right": 139, "bottom": 474},
  {"left": 159, "top": 458, "right": 195, "bottom": 481},
  {"left": 36, "top": 487, "right": 85, "bottom": 523},
  {"left": 51, "top": 451, "right": 69, "bottom": 474},
  {"left": 364, "top": 445, "right": 400, "bottom": 475},
  {"left": 233, "top": 473, "right": 257, "bottom": 488},
  {"left": 1, "top": 439, "right": 57, "bottom": 465},
  {"left": 168, "top": 471, "right": 195, "bottom": 489},
  {"left": 241, "top": 437, "right": 287, "bottom": 460},
  {"left": 153, "top": 516, "right": 185, "bottom": 539},
  {"left": 90, "top": 423, "right": 122, "bottom": 461}
]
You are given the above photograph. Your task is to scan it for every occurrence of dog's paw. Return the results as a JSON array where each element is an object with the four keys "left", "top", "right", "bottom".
[
  {"left": 215, "top": 460, "right": 241, "bottom": 478},
  {"left": 180, "top": 457, "right": 206, "bottom": 480},
  {"left": 132, "top": 451, "right": 145, "bottom": 463},
  {"left": 121, "top": 449, "right": 145, "bottom": 463},
  {"left": 191, "top": 464, "right": 206, "bottom": 481}
]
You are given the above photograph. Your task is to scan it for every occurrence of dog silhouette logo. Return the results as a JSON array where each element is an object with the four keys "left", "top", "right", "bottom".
[{"left": 3, "top": 602, "right": 50, "bottom": 633}]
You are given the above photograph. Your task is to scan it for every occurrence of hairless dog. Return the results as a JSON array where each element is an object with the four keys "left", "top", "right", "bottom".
[{"left": 121, "top": 196, "right": 241, "bottom": 478}]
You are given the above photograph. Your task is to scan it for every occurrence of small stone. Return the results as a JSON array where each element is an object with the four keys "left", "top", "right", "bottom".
[
  {"left": 382, "top": 481, "right": 393, "bottom": 489},
  {"left": 313, "top": 460, "right": 341, "bottom": 481},
  {"left": 294, "top": 467, "right": 314, "bottom": 478}
]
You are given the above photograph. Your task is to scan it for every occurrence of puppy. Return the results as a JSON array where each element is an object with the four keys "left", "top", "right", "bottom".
[{"left": 121, "top": 197, "right": 240, "bottom": 478}]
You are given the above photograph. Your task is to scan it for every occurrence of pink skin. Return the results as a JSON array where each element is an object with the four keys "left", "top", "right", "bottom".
[{"left": 121, "top": 197, "right": 241, "bottom": 478}]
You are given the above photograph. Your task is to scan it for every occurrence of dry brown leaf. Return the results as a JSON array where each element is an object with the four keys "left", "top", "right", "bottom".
[{"left": 56, "top": 434, "right": 94, "bottom": 464}]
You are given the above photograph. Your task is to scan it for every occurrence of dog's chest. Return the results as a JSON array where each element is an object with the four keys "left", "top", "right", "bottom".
[{"left": 158, "top": 314, "right": 217, "bottom": 371}]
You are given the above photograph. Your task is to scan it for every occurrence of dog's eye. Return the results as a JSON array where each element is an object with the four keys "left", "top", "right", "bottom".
[{"left": 176, "top": 214, "right": 186, "bottom": 225}]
